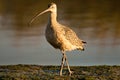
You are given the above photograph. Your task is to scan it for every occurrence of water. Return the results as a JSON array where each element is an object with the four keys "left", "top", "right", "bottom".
[{"left": 0, "top": 0, "right": 120, "bottom": 66}]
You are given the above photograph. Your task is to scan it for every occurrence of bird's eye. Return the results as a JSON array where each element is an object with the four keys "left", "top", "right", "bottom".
[{"left": 48, "top": 4, "right": 51, "bottom": 8}]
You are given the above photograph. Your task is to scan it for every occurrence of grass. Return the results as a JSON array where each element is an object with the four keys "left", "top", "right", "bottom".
[{"left": 0, "top": 64, "right": 120, "bottom": 80}]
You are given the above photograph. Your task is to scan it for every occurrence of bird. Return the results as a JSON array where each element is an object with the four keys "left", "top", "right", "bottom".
[{"left": 30, "top": 2, "right": 86, "bottom": 76}]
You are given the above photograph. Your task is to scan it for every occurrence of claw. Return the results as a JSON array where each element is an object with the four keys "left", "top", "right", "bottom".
[{"left": 69, "top": 71, "right": 74, "bottom": 76}]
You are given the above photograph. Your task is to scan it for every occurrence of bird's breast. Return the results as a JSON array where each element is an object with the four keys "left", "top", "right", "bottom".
[{"left": 45, "top": 24, "right": 61, "bottom": 49}]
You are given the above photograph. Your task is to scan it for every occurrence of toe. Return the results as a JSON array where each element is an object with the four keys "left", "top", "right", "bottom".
[{"left": 69, "top": 71, "right": 74, "bottom": 76}]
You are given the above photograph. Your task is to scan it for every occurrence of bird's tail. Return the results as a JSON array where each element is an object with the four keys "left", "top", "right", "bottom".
[
  {"left": 77, "top": 47, "right": 85, "bottom": 51},
  {"left": 82, "top": 41, "right": 87, "bottom": 44}
]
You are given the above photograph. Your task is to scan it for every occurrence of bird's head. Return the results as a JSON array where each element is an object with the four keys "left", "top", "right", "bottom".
[
  {"left": 48, "top": 3, "right": 57, "bottom": 13},
  {"left": 29, "top": 3, "right": 57, "bottom": 25}
]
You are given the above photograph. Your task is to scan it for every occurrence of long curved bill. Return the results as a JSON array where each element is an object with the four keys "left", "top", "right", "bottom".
[{"left": 29, "top": 8, "right": 50, "bottom": 25}]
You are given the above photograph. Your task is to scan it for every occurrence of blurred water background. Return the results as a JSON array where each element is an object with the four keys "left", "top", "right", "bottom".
[{"left": 0, "top": 0, "right": 120, "bottom": 66}]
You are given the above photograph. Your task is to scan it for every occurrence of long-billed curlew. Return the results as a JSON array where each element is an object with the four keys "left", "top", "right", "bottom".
[{"left": 30, "top": 3, "right": 86, "bottom": 76}]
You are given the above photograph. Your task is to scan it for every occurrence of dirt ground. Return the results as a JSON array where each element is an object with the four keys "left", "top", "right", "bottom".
[{"left": 0, "top": 64, "right": 120, "bottom": 80}]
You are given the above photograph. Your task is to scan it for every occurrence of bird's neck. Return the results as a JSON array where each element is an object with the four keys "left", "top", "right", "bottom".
[{"left": 49, "top": 12, "right": 58, "bottom": 25}]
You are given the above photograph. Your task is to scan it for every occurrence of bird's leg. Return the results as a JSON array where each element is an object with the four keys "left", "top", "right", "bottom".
[
  {"left": 64, "top": 53, "right": 73, "bottom": 76},
  {"left": 60, "top": 51, "right": 65, "bottom": 76}
]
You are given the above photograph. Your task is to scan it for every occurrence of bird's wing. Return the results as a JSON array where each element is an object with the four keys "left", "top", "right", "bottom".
[{"left": 62, "top": 26, "right": 84, "bottom": 46}]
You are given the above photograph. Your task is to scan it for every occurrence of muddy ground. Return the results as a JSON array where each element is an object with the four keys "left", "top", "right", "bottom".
[{"left": 0, "top": 64, "right": 120, "bottom": 80}]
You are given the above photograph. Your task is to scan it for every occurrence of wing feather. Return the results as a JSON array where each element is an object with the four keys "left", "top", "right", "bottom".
[{"left": 62, "top": 26, "right": 84, "bottom": 46}]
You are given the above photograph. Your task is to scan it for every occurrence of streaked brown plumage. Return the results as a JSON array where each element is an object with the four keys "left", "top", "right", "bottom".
[{"left": 30, "top": 2, "right": 86, "bottom": 76}]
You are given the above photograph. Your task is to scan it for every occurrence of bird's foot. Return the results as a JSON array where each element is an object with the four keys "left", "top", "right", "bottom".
[
  {"left": 69, "top": 71, "right": 74, "bottom": 76},
  {"left": 60, "top": 71, "right": 62, "bottom": 76}
]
